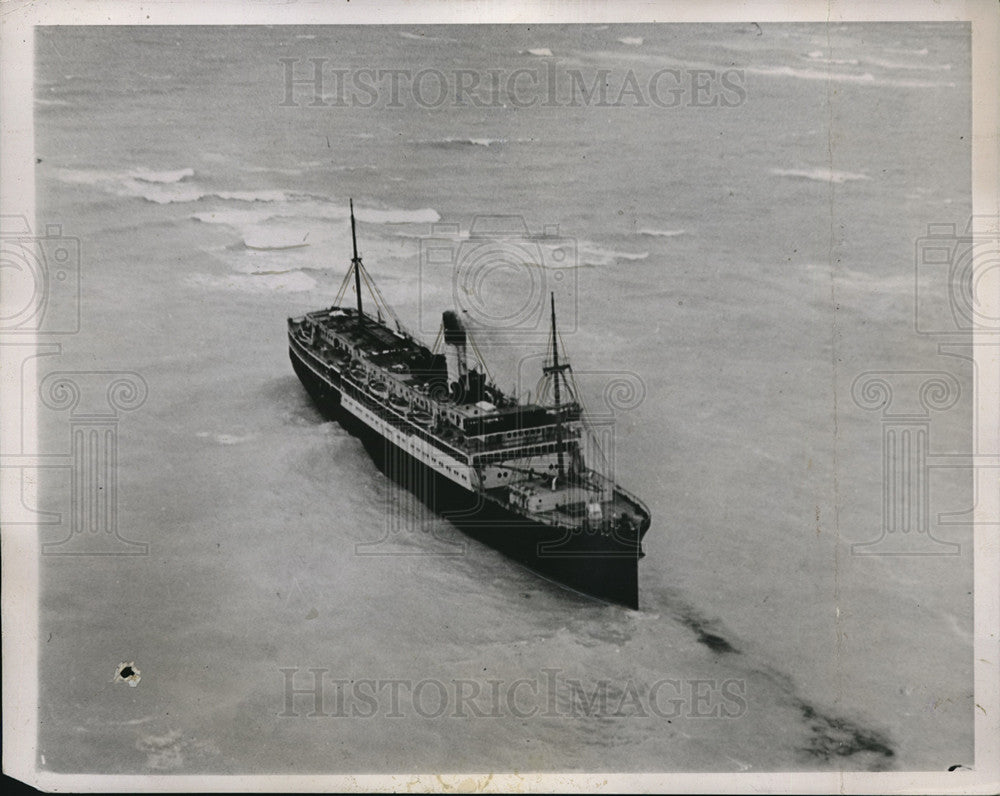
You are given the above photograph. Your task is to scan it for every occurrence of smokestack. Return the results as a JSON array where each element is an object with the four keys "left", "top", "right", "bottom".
[{"left": 442, "top": 310, "right": 468, "bottom": 393}]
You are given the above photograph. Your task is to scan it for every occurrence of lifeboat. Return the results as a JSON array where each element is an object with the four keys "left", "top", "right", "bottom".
[
  {"left": 409, "top": 409, "right": 433, "bottom": 427},
  {"left": 369, "top": 380, "right": 389, "bottom": 399},
  {"left": 389, "top": 393, "right": 410, "bottom": 413}
]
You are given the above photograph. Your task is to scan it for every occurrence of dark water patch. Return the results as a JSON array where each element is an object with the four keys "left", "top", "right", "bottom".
[
  {"left": 652, "top": 588, "right": 741, "bottom": 655},
  {"left": 796, "top": 699, "right": 895, "bottom": 768},
  {"left": 681, "top": 616, "right": 739, "bottom": 654},
  {"left": 658, "top": 593, "right": 896, "bottom": 769}
]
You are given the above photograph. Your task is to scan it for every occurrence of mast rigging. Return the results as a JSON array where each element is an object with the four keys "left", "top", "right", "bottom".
[
  {"left": 350, "top": 198, "right": 363, "bottom": 329},
  {"left": 543, "top": 292, "right": 571, "bottom": 479}
]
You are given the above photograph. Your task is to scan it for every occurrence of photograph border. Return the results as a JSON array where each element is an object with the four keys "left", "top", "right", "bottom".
[{"left": 2, "top": 1, "right": 997, "bottom": 793}]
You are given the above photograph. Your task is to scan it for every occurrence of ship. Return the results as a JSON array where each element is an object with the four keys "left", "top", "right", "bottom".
[{"left": 287, "top": 201, "right": 651, "bottom": 608}]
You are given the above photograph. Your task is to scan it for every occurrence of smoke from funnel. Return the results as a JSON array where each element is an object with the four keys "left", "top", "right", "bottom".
[{"left": 442, "top": 310, "right": 468, "bottom": 388}]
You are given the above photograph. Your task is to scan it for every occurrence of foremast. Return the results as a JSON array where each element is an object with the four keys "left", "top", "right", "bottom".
[
  {"left": 543, "top": 292, "right": 573, "bottom": 480},
  {"left": 350, "top": 198, "right": 363, "bottom": 330}
]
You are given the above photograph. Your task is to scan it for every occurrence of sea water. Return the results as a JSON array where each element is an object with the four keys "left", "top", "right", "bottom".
[{"left": 34, "top": 23, "right": 972, "bottom": 773}]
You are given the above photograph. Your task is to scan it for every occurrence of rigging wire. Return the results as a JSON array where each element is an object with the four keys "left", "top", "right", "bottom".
[
  {"left": 334, "top": 266, "right": 354, "bottom": 306},
  {"left": 555, "top": 328, "right": 610, "bottom": 476},
  {"left": 357, "top": 262, "right": 411, "bottom": 337},
  {"left": 464, "top": 328, "right": 495, "bottom": 386}
]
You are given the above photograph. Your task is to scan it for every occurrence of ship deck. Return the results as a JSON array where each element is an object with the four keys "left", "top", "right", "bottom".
[
  {"left": 295, "top": 307, "right": 550, "bottom": 418},
  {"left": 485, "top": 475, "right": 648, "bottom": 533},
  {"left": 290, "top": 308, "right": 651, "bottom": 537}
]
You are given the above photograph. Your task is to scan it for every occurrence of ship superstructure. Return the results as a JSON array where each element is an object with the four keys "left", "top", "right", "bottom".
[{"left": 287, "top": 201, "right": 650, "bottom": 607}]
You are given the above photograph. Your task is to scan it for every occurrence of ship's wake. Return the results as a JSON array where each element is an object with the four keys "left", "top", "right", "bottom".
[{"left": 650, "top": 589, "right": 897, "bottom": 770}]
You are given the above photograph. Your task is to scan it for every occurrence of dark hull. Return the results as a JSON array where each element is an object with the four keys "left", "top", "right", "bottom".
[{"left": 289, "top": 345, "right": 640, "bottom": 608}]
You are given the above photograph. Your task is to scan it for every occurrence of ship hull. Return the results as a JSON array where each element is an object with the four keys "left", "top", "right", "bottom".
[{"left": 289, "top": 344, "right": 640, "bottom": 608}]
